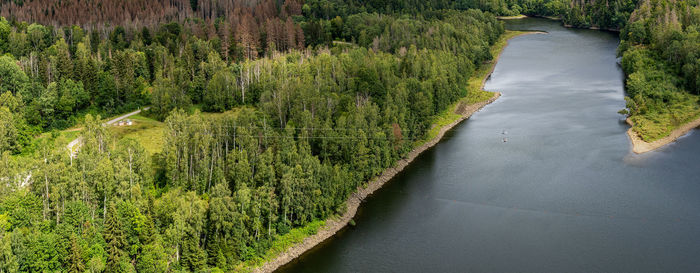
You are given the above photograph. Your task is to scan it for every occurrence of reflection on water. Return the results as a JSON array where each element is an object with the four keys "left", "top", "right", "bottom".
[{"left": 278, "top": 18, "right": 700, "bottom": 273}]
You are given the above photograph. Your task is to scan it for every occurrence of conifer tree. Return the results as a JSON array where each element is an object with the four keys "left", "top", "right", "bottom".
[
  {"left": 68, "top": 234, "right": 85, "bottom": 273},
  {"left": 104, "top": 204, "right": 125, "bottom": 273}
]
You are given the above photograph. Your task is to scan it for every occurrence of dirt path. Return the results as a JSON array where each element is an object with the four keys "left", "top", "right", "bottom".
[{"left": 66, "top": 107, "right": 150, "bottom": 156}]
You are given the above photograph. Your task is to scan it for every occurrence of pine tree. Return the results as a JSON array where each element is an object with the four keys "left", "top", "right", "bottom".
[
  {"left": 68, "top": 234, "right": 85, "bottom": 273},
  {"left": 104, "top": 204, "right": 125, "bottom": 273},
  {"left": 0, "top": 218, "right": 19, "bottom": 273},
  {"left": 181, "top": 236, "right": 206, "bottom": 271}
]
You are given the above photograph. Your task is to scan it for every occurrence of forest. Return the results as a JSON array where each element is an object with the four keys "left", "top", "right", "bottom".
[
  {"left": 0, "top": 0, "right": 503, "bottom": 271},
  {"left": 618, "top": 0, "right": 700, "bottom": 141},
  {"left": 2, "top": 0, "right": 699, "bottom": 272}
]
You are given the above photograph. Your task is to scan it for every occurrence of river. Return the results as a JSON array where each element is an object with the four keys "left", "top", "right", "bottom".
[{"left": 277, "top": 18, "right": 700, "bottom": 272}]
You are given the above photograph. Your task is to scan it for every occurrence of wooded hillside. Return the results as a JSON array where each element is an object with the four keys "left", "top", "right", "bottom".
[
  {"left": 618, "top": 0, "right": 700, "bottom": 140},
  {"left": 0, "top": 5, "right": 504, "bottom": 272},
  {"left": 0, "top": 0, "right": 303, "bottom": 28}
]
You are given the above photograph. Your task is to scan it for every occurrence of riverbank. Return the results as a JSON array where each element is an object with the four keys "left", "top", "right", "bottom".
[
  {"left": 253, "top": 92, "right": 500, "bottom": 273},
  {"left": 480, "top": 31, "right": 547, "bottom": 90},
  {"left": 563, "top": 23, "right": 620, "bottom": 32},
  {"left": 627, "top": 116, "right": 700, "bottom": 154},
  {"left": 497, "top": 15, "right": 527, "bottom": 19},
  {"left": 503, "top": 14, "right": 620, "bottom": 32},
  {"left": 250, "top": 30, "right": 542, "bottom": 273}
]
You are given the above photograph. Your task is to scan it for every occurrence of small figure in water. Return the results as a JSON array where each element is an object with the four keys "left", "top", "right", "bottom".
[
  {"left": 502, "top": 129, "right": 508, "bottom": 135},
  {"left": 503, "top": 137, "right": 508, "bottom": 142}
]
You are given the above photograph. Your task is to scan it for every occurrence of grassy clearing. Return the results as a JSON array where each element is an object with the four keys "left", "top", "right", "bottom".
[
  {"left": 630, "top": 96, "right": 700, "bottom": 142},
  {"left": 105, "top": 108, "right": 246, "bottom": 155},
  {"left": 108, "top": 115, "right": 165, "bottom": 155},
  {"left": 17, "top": 130, "right": 81, "bottom": 157},
  {"left": 235, "top": 219, "right": 326, "bottom": 273},
  {"left": 50, "top": 130, "right": 81, "bottom": 147}
]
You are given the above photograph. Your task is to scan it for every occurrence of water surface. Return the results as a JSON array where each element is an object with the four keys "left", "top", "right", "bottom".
[{"left": 278, "top": 18, "right": 700, "bottom": 273}]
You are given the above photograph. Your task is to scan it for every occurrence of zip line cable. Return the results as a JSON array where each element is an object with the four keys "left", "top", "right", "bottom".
[
  {"left": 165, "top": 122, "right": 425, "bottom": 133},
  {"left": 166, "top": 133, "right": 423, "bottom": 141}
]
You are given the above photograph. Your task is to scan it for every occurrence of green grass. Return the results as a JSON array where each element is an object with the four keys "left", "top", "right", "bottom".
[
  {"left": 108, "top": 115, "right": 165, "bottom": 155},
  {"left": 468, "top": 31, "right": 528, "bottom": 102},
  {"left": 424, "top": 107, "right": 463, "bottom": 142},
  {"left": 18, "top": 108, "right": 159, "bottom": 157},
  {"left": 53, "top": 130, "right": 81, "bottom": 147},
  {"left": 234, "top": 219, "right": 326, "bottom": 272},
  {"left": 106, "top": 108, "right": 246, "bottom": 155},
  {"left": 630, "top": 96, "right": 700, "bottom": 142},
  {"left": 18, "top": 130, "right": 81, "bottom": 157}
]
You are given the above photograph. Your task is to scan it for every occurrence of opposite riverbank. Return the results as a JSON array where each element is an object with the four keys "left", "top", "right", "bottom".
[
  {"left": 248, "top": 30, "right": 543, "bottom": 273},
  {"left": 627, "top": 116, "right": 700, "bottom": 154},
  {"left": 505, "top": 14, "right": 621, "bottom": 32}
]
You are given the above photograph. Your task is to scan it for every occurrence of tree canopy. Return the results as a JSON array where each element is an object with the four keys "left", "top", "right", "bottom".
[{"left": 0, "top": 4, "right": 504, "bottom": 272}]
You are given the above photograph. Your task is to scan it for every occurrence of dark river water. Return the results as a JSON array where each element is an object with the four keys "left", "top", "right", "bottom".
[{"left": 277, "top": 18, "right": 700, "bottom": 273}]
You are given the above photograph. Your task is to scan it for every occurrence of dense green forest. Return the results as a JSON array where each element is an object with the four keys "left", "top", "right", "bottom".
[
  {"left": 0, "top": 2, "right": 503, "bottom": 271},
  {"left": 298, "top": 0, "right": 636, "bottom": 46},
  {"left": 618, "top": 0, "right": 700, "bottom": 141},
  {"left": 2, "top": 0, "right": 699, "bottom": 271}
]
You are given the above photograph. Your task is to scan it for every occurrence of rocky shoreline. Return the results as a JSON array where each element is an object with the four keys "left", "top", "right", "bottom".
[{"left": 253, "top": 92, "right": 501, "bottom": 273}]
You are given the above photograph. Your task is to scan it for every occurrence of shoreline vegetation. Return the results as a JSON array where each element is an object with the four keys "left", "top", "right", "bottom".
[
  {"left": 505, "top": 14, "right": 621, "bottom": 32},
  {"left": 250, "top": 30, "right": 544, "bottom": 273},
  {"left": 627, "top": 117, "right": 700, "bottom": 154},
  {"left": 500, "top": 15, "right": 699, "bottom": 154},
  {"left": 616, "top": 0, "right": 700, "bottom": 154},
  {"left": 497, "top": 15, "right": 528, "bottom": 19}
]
